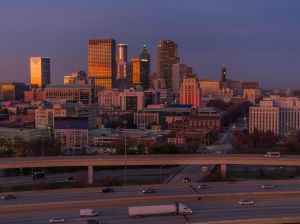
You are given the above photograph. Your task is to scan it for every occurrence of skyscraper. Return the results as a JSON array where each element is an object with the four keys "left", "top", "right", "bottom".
[
  {"left": 131, "top": 58, "right": 141, "bottom": 87},
  {"left": 88, "top": 39, "right": 116, "bottom": 92},
  {"left": 30, "top": 57, "right": 50, "bottom": 89},
  {"left": 179, "top": 75, "right": 202, "bottom": 107},
  {"left": 117, "top": 43, "right": 128, "bottom": 80},
  {"left": 139, "top": 45, "right": 151, "bottom": 90},
  {"left": 221, "top": 64, "right": 227, "bottom": 82},
  {"left": 157, "top": 40, "right": 180, "bottom": 93}
]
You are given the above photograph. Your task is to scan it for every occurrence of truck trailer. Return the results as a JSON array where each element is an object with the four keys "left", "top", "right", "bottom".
[{"left": 128, "top": 202, "right": 192, "bottom": 217}]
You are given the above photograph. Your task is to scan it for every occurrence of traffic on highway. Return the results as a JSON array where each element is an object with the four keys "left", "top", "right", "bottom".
[{"left": 2, "top": 179, "right": 300, "bottom": 223}]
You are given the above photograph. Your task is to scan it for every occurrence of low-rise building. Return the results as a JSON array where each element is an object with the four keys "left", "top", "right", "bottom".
[
  {"left": 54, "top": 117, "right": 89, "bottom": 152},
  {"left": 45, "top": 84, "right": 92, "bottom": 105}
]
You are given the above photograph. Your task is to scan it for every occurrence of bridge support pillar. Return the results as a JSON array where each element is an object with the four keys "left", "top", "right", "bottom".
[
  {"left": 221, "top": 164, "right": 226, "bottom": 179},
  {"left": 88, "top": 166, "right": 93, "bottom": 185}
]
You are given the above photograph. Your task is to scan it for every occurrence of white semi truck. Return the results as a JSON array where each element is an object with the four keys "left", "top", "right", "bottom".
[
  {"left": 80, "top": 208, "right": 98, "bottom": 217},
  {"left": 128, "top": 202, "right": 192, "bottom": 217}
]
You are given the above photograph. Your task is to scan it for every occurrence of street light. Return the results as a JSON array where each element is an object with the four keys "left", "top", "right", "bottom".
[{"left": 122, "top": 120, "right": 128, "bottom": 185}]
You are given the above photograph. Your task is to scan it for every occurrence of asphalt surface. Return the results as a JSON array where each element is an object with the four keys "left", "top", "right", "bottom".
[
  {"left": 0, "top": 167, "right": 177, "bottom": 187},
  {"left": 2, "top": 179, "right": 300, "bottom": 208},
  {"left": 3, "top": 197, "right": 300, "bottom": 224}
]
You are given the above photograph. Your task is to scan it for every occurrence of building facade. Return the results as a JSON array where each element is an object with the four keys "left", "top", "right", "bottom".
[
  {"left": 30, "top": 57, "right": 50, "bottom": 88},
  {"left": 88, "top": 39, "right": 116, "bottom": 92},
  {"left": 199, "top": 79, "right": 221, "bottom": 98},
  {"left": 172, "top": 64, "right": 193, "bottom": 97},
  {"left": 45, "top": 84, "right": 92, "bottom": 105},
  {"left": 139, "top": 45, "right": 151, "bottom": 90},
  {"left": 24, "top": 89, "right": 45, "bottom": 103},
  {"left": 98, "top": 89, "right": 121, "bottom": 111},
  {"left": 248, "top": 97, "right": 300, "bottom": 135},
  {"left": 64, "top": 71, "right": 88, "bottom": 85},
  {"left": 157, "top": 40, "right": 180, "bottom": 93},
  {"left": 54, "top": 117, "right": 89, "bottom": 152},
  {"left": 0, "top": 82, "right": 26, "bottom": 101},
  {"left": 179, "top": 75, "right": 202, "bottom": 107},
  {"left": 131, "top": 58, "right": 141, "bottom": 87},
  {"left": 120, "top": 89, "right": 144, "bottom": 112},
  {"left": 117, "top": 43, "right": 128, "bottom": 80}
]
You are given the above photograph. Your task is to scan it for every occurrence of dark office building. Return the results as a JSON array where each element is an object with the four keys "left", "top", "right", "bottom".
[
  {"left": 144, "top": 89, "right": 160, "bottom": 107},
  {"left": 139, "top": 45, "right": 151, "bottom": 90},
  {"left": 221, "top": 65, "right": 227, "bottom": 82},
  {"left": 125, "top": 96, "right": 138, "bottom": 112},
  {"left": 157, "top": 40, "right": 180, "bottom": 93}
]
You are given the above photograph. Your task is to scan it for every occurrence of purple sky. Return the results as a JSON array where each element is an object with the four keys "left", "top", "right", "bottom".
[{"left": 1, "top": 0, "right": 300, "bottom": 89}]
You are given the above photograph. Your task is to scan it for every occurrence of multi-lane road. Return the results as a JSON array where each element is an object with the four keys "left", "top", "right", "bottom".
[
  {"left": 3, "top": 194, "right": 300, "bottom": 223},
  {"left": 2, "top": 179, "right": 300, "bottom": 223}
]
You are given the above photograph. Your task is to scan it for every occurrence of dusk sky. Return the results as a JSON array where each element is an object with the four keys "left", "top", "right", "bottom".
[{"left": 1, "top": 0, "right": 300, "bottom": 89}]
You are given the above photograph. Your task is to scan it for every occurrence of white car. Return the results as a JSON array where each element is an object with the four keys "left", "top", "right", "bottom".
[
  {"left": 238, "top": 199, "right": 254, "bottom": 205},
  {"left": 48, "top": 217, "right": 65, "bottom": 223},
  {"left": 261, "top": 184, "right": 274, "bottom": 189}
]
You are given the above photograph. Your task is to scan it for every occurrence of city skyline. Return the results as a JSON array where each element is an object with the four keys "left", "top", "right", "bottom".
[{"left": 1, "top": 0, "right": 300, "bottom": 89}]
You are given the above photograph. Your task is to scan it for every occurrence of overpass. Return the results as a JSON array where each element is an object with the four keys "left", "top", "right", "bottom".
[{"left": 1, "top": 154, "right": 299, "bottom": 184}]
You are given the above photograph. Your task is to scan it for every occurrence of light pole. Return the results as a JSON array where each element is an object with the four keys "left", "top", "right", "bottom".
[{"left": 122, "top": 120, "right": 128, "bottom": 185}]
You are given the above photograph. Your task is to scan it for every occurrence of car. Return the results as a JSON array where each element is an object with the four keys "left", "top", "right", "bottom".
[
  {"left": 48, "top": 217, "right": 65, "bottom": 223},
  {"left": 182, "top": 177, "right": 190, "bottom": 183},
  {"left": 87, "top": 220, "right": 102, "bottom": 224},
  {"left": 65, "top": 176, "right": 74, "bottom": 181},
  {"left": 198, "top": 184, "right": 209, "bottom": 189},
  {"left": 142, "top": 188, "right": 157, "bottom": 194},
  {"left": 238, "top": 199, "right": 254, "bottom": 205},
  {"left": 1, "top": 194, "right": 16, "bottom": 200},
  {"left": 100, "top": 187, "right": 114, "bottom": 193},
  {"left": 264, "top": 152, "right": 280, "bottom": 158},
  {"left": 261, "top": 184, "right": 274, "bottom": 189}
]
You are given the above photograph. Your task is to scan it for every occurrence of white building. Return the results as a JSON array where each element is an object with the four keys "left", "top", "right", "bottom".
[{"left": 249, "top": 96, "right": 300, "bottom": 135}]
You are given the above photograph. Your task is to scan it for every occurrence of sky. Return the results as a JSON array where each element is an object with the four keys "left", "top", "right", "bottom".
[{"left": 1, "top": 0, "right": 300, "bottom": 89}]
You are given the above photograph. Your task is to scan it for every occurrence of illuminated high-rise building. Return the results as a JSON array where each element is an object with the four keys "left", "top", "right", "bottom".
[
  {"left": 179, "top": 75, "right": 202, "bottom": 107},
  {"left": 131, "top": 58, "right": 141, "bottom": 87},
  {"left": 117, "top": 43, "right": 128, "bottom": 80},
  {"left": 139, "top": 45, "right": 151, "bottom": 90},
  {"left": 30, "top": 57, "right": 50, "bottom": 89},
  {"left": 157, "top": 40, "right": 180, "bottom": 93},
  {"left": 88, "top": 39, "right": 116, "bottom": 92}
]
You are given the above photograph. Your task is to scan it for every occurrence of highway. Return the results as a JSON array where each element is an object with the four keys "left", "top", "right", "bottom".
[
  {"left": 0, "top": 167, "right": 177, "bottom": 187},
  {"left": 3, "top": 154, "right": 300, "bottom": 169},
  {"left": 2, "top": 179, "right": 300, "bottom": 211},
  {"left": 3, "top": 197, "right": 300, "bottom": 224}
]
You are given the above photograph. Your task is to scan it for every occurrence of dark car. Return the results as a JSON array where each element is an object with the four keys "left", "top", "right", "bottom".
[
  {"left": 142, "top": 188, "right": 157, "bottom": 194},
  {"left": 183, "top": 177, "right": 190, "bottom": 183},
  {"left": 100, "top": 187, "right": 114, "bottom": 193},
  {"left": 1, "top": 194, "right": 16, "bottom": 200},
  {"left": 66, "top": 176, "right": 74, "bottom": 181},
  {"left": 87, "top": 220, "right": 102, "bottom": 224}
]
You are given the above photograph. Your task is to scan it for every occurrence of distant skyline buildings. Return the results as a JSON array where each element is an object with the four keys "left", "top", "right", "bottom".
[
  {"left": 139, "top": 45, "right": 151, "bottom": 90},
  {"left": 30, "top": 57, "right": 51, "bottom": 89},
  {"left": 117, "top": 43, "right": 128, "bottom": 80},
  {"left": 179, "top": 74, "right": 202, "bottom": 107},
  {"left": 157, "top": 40, "right": 180, "bottom": 93},
  {"left": 88, "top": 39, "right": 116, "bottom": 92}
]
